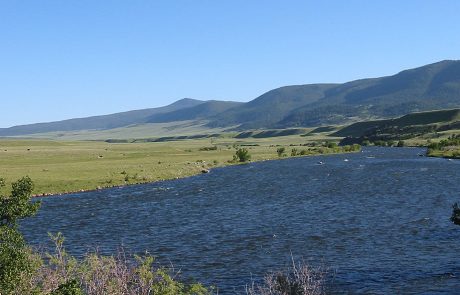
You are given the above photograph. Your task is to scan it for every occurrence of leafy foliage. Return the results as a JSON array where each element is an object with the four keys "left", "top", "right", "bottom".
[
  {"left": 276, "top": 147, "right": 286, "bottom": 157},
  {"left": 0, "top": 176, "right": 41, "bottom": 294},
  {"left": 247, "top": 258, "right": 326, "bottom": 295},
  {"left": 0, "top": 177, "right": 213, "bottom": 294},
  {"left": 34, "top": 233, "right": 212, "bottom": 295},
  {"left": 50, "top": 279, "right": 83, "bottom": 295},
  {"left": 234, "top": 148, "right": 251, "bottom": 162},
  {"left": 427, "top": 134, "right": 460, "bottom": 158}
]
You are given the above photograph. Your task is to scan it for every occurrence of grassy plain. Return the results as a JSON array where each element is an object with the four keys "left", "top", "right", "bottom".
[{"left": 0, "top": 133, "right": 345, "bottom": 195}]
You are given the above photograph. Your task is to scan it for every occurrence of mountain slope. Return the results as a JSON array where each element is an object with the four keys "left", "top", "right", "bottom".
[
  {"left": 2, "top": 60, "right": 460, "bottom": 138},
  {"left": 147, "top": 100, "right": 243, "bottom": 123},
  {"left": 279, "top": 60, "right": 460, "bottom": 127},
  {"left": 334, "top": 108, "right": 460, "bottom": 138},
  {"left": 207, "top": 84, "right": 338, "bottom": 129},
  {"left": 0, "top": 98, "right": 204, "bottom": 136}
]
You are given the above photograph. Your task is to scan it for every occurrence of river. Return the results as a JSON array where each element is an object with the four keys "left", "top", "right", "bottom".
[{"left": 21, "top": 147, "right": 460, "bottom": 294}]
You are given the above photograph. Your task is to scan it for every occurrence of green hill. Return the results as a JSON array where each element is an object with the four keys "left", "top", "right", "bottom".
[
  {"left": 207, "top": 84, "right": 337, "bottom": 129},
  {"left": 147, "top": 100, "right": 243, "bottom": 123},
  {"left": 278, "top": 60, "right": 460, "bottom": 127},
  {"left": 334, "top": 108, "right": 460, "bottom": 138},
  {"left": 0, "top": 98, "right": 205, "bottom": 136},
  {"left": 2, "top": 60, "right": 460, "bottom": 138}
]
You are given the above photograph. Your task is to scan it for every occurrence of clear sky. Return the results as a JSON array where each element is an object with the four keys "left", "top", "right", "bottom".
[{"left": 1, "top": 0, "right": 460, "bottom": 128}]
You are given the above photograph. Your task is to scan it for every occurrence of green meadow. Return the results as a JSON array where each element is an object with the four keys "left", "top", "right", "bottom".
[{"left": 0, "top": 134, "right": 349, "bottom": 196}]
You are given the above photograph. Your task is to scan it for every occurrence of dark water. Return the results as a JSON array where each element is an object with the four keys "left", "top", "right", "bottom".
[{"left": 22, "top": 147, "right": 460, "bottom": 294}]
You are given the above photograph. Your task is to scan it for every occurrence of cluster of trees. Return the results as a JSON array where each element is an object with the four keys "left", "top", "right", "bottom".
[
  {"left": 275, "top": 143, "right": 361, "bottom": 158},
  {"left": 370, "top": 140, "right": 405, "bottom": 147},
  {"left": 199, "top": 146, "right": 218, "bottom": 151},
  {"left": 428, "top": 134, "right": 460, "bottom": 150},
  {"left": 427, "top": 134, "right": 460, "bottom": 158},
  {"left": 341, "top": 136, "right": 406, "bottom": 147}
]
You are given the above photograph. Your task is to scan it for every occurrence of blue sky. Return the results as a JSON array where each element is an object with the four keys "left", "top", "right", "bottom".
[{"left": 1, "top": 0, "right": 460, "bottom": 128}]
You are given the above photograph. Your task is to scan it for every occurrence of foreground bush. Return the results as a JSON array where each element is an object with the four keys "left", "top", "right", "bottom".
[
  {"left": 27, "top": 233, "right": 212, "bottom": 295},
  {"left": 0, "top": 176, "right": 41, "bottom": 294},
  {"left": 1, "top": 177, "right": 326, "bottom": 295},
  {"left": 246, "top": 259, "right": 326, "bottom": 295},
  {"left": 0, "top": 177, "right": 211, "bottom": 295}
]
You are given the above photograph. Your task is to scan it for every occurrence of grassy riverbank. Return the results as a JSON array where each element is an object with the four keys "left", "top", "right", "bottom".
[
  {"left": 0, "top": 135, "right": 358, "bottom": 196},
  {"left": 426, "top": 134, "right": 460, "bottom": 159}
]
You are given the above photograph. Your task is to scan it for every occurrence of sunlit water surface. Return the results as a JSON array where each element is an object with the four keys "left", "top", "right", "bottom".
[{"left": 22, "top": 147, "right": 460, "bottom": 294}]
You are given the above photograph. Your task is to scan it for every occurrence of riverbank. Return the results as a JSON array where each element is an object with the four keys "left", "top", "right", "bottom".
[
  {"left": 21, "top": 146, "right": 460, "bottom": 294},
  {"left": 426, "top": 134, "right": 460, "bottom": 159},
  {"left": 0, "top": 136, "right": 359, "bottom": 196}
]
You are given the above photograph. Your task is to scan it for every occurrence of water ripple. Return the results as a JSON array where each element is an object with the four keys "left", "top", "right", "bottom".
[{"left": 21, "top": 147, "right": 460, "bottom": 294}]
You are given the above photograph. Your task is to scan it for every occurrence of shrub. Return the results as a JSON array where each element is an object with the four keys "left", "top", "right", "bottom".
[
  {"left": 246, "top": 258, "right": 326, "bottom": 295},
  {"left": 234, "top": 148, "right": 251, "bottom": 162},
  {"left": 0, "top": 176, "right": 41, "bottom": 294},
  {"left": 373, "top": 140, "right": 386, "bottom": 146},
  {"left": 276, "top": 147, "right": 286, "bottom": 157},
  {"left": 33, "top": 233, "right": 213, "bottom": 295},
  {"left": 326, "top": 142, "right": 337, "bottom": 149},
  {"left": 50, "top": 279, "right": 83, "bottom": 295},
  {"left": 0, "top": 177, "right": 214, "bottom": 295},
  {"left": 199, "top": 146, "right": 218, "bottom": 151}
]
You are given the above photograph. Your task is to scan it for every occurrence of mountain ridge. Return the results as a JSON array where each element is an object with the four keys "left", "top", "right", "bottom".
[
  {"left": 0, "top": 98, "right": 205, "bottom": 136},
  {"left": 1, "top": 60, "right": 460, "bottom": 137}
]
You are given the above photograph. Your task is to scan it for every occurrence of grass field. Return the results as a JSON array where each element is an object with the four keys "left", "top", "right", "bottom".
[
  {"left": 0, "top": 134, "right": 348, "bottom": 196},
  {"left": 10, "top": 120, "right": 232, "bottom": 141}
]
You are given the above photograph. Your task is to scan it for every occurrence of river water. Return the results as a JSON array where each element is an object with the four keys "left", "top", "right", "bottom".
[{"left": 21, "top": 147, "right": 460, "bottom": 294}]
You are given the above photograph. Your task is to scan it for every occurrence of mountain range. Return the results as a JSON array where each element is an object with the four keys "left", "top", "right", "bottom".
[{"left": 1, "top": 60, "right": 460, "bottom": 138}]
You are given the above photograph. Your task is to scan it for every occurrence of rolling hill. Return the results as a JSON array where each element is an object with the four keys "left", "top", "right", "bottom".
[
  {"left": 277, "top": 60, "right": 460, "bottom": 127},
  {"left": 206, "top": 84, "right": 337, "bottom": 129},
  {"left": 334, "top": 108, "right": 460, "bottom": 143},
  {"left": 0, "top": 98, "right": 205, "bottom": 136},
  {"left": 1, "top": 60, "right": 460, "bottom": 138},
  {"left": 147, "top": 100, "right": 243, "bottom": 123}
]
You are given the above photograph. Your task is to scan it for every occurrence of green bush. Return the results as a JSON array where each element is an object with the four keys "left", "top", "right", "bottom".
[
  {"left": 0, "top": 176, "right": 41, "bottom": 294},
  {"left": 234, "top": 148, "right": 251, "bottom": 162},
  {"left": 326, "top": 142, "right": 337, "bottom": 149},
  {"left": 247, "top": 259, "right": 326, "bottom": 295},
  {"left": 276, "top": 147, "right": 286, "bottom": 157},
  {"left": 50, "top": 279, "right": 83, "bottom": 295},
  {"left": 199, "top": 146, "right": 218, "bottom": 151},
  {"left": 0, "top": 177, "right": 214, "bottom": 295}
]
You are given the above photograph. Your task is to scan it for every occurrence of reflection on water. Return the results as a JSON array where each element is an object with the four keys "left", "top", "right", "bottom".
[{"left": 22, "top": 148, "right": 460, "bottom": 294}]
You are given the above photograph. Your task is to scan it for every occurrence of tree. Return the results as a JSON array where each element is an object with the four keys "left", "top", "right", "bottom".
[
  {"left": 0, "top": 176, "right": 41, "bottom": 294},
  {"left": 234, "top": 148, "right": 251, "bottom": 162},
  {"left": 277, "top": 147, "right": 286, "bottom": 157},
  {"left": 326, "top": 142, "right": 337, "bottom": 149}
]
